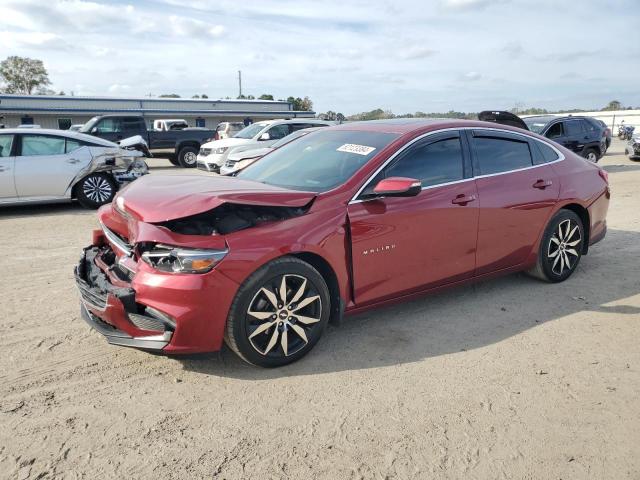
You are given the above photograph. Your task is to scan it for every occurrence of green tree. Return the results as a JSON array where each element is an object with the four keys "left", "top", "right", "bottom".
[
  {"left": 201, "top": 94, "right": 208, "bottom": 99},
  {"left": 259, "top": 94, "right": 274, "bottom": 100},
  {"left": 192, "top": 94, "right": 200, "bottom": 98},
  {"left": 0, "top": 56, "right": 51, "bottom": 95},
  {"left": 287, "top": 96, "right": 313, "bottom": 111},
  {"left": 159, "top": 93, "right": 181, "bottom": 98}
]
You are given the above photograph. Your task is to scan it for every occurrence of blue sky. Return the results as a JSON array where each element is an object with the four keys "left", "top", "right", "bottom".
[{"left": 1, "top": 0, "right": 639, "bottom": 114}]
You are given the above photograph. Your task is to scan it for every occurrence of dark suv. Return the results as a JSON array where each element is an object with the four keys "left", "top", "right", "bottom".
[{"left": 479, "top": 112, "right": 606, "bottom": 162}]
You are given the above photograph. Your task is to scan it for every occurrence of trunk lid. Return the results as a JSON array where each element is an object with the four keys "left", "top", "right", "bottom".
[
  {"left": 478, "top": 111, "right": 530, "bottom": 130},
  {"left": 116, "top": 174, "right": 316, "bottom": 223}
]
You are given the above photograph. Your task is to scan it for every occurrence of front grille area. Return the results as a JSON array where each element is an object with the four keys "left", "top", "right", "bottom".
[
  {"left": 128, "top": 313, "right": 165, "bottom": 331},
  {"left": 76, "top": 276, "right": 108, "bottom": 309}
]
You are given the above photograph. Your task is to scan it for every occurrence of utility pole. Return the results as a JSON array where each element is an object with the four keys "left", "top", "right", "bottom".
[{"left": 238, "top": 70, "right": 242, "bottom": 98}]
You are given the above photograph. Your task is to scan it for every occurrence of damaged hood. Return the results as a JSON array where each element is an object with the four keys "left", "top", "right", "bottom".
[{"left": 116, "top": 175, "right": 316, "bottom": 223}]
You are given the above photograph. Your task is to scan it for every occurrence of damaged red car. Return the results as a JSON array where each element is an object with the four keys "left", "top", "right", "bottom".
[{"left": 75, "top": 118, "right": 610, "bottom": 367}]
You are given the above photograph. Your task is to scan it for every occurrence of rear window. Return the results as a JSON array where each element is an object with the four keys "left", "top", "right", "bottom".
[
  {"left": 473, "top": 135, "right": 533, "bottom": 175},
  {"left": 535, "top": 141, "right": 560, "bottom": 164}
]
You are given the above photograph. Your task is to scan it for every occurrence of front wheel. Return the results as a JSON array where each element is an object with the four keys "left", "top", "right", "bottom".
[
  {"left": 527, "top": 210, "right": 584, "bottom": 283},
  {"left": 177, "top": 146, "right": 198, "bottom": 168},
  {"left": 225, "top": 257, "right": 331, "bottom": 367},
  {"left": 76, "top": 173, "right": 116, "bottom": 209}
]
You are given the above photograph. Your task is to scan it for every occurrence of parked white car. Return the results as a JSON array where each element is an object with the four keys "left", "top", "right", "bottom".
[
  {"left": 220, "top": 127, "right": 321, "bottom": 175},
  {"left": 197, "top": 119, "right": 332, "bottom": 172},
  {"left": 0, "top": 129, "right": 148, "bottom": 209},
  {"left": 214, "top": 121, "right": 245, "bottom": 140}
]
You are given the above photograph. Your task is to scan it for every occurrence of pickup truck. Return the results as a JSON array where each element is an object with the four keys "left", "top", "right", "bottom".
[{"left": 80, "top": 115, "right": 215, "bottom": 167}]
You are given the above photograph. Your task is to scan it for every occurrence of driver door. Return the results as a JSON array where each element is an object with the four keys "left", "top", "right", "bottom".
[
  {"left": 347, "top": 131, "right": 479, "bottom": 305},
  {"left": 0, "top": 134, "right": 17, "bottom": 199}
]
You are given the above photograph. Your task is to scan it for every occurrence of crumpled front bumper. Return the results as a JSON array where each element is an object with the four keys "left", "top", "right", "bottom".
[{"left": 74, "top": 246, "right": 175, "bottom": 351}]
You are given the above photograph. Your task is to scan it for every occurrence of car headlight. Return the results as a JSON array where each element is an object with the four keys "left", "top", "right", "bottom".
[
  {"left": 213, "top": 147, "right": 229, "bottom": 154},
  {"left": 140, "top": 244, "right": 228, "bottom": 273},
  {"left": 130, "top": 159, "right": 148, "bottom": 173}
]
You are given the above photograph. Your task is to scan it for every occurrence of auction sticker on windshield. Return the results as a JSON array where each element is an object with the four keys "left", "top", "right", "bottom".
[{"left": 337, "top": 144, "right": 376, "bottom": 156}]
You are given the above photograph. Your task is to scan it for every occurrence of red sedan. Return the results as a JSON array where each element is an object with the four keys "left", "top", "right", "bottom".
[{"left": 75, "top": 119, "right": 610, "bottom": 367}]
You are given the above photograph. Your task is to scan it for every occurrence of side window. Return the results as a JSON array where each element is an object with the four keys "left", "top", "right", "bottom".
[
  {"left": 534, "top": 141, "right": 560, "bottom": 164},
  {"left": 582, "top": 119, "right": 597, "bottom": 133},
  {"left": 122, "top": 118, "right": 144, "bottom": 132},
  {"left": 58, "top": 118, "right": 72, "bottom": 130},
  {"left": 21, "top": 135, "right": 66, "bottom": 156},
  {"left": 565, "top": 121, "right": 583, "bottom": 136},
  {"left": 65, "top": 139, "right": 82, "bottom": 153},
  {"left": 473, "top": 136, "right": 533, "bottom": 175},
  {"left": 546, "top": 122, "right": 563, "bottom": 139},
  {"left": 0, "top": 135, "right": 14, "bottom": 157},
  {"left": 267, "top": 124, "right": 291, "bottom": 140},
  {"left": 96, "top": 118, "right": 122, "bottom": 133},
  {"left": 385, "top": 136, "right": 464, "bottom": 187}
]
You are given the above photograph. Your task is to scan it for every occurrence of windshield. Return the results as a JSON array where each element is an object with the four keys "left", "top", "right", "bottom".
[
  {"left": 523, "top": 116, "right": 555, "bottom": 134},
  {"left": 233, "top": 123, "right": 268, "bottom": 139},
  {"left": 80, "top": 116, "right": 101, "bottom": 133},
  {"left": 237, "top": 130, "right": 400, "bottom": 192}
]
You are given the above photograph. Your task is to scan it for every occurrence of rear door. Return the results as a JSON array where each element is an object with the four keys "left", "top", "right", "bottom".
[
  {"left": 14, "top": 134, "right": 91, "bottom": 198},
  {"left": 348, "top": 131, "right": 479, "bottom": 305},
  {"left": 0, "top": 134, "right": 17, "bottom": 199},
  {"left": 469, "top": 130, "right": 560, "bottom": 275}
]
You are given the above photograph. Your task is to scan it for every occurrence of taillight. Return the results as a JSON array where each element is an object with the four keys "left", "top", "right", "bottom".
[{"left": 598, "top": 169, "right": 608, "bottom": 184}]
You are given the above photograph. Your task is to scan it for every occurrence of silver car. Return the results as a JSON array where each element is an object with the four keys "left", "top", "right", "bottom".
[{"left": 0, "top": 129, "right": 149, "bottom": 209}]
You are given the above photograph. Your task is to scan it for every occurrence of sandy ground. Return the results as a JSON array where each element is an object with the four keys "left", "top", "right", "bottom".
[{"left": 0, "top": 140, "right": 639, "bottom": 480}]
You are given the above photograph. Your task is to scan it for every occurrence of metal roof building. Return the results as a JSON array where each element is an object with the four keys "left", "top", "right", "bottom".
[{"left": 0, "top": 94, "right": 315, "bottom": 130}]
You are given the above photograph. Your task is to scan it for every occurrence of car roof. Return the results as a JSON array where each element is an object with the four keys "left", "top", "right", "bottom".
[
  {"left": 0, "top": 128, "right": 118, "bottom": 146},
  {"left": 326, "top": 118, "right": 485, "bottom": 134}
]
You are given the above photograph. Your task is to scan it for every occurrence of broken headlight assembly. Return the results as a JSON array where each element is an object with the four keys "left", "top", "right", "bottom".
[{"left": 140, "top": 244, "right": 228, "bottom": 273}]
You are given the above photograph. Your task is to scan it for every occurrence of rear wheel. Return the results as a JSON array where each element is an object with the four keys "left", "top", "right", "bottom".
[
  {"left": 76, "top": 173, "right": 117, "bottom": 209},
  {"left": 527, "top": 210, "right": 584, "bottom": 283},
  {"left": 583, "top": 148, "right": 598, "bottom": 163},
  {"left": 225, "top": 257, "right": 330, "bottom": 367},
  {"left": 177, "top": 146, "right": 198, "bottom": 168}
]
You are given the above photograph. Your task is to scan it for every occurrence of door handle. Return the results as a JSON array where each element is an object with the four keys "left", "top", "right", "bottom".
[
  {"left": 533, "top": 179, "right": 552, "bottom": 189},
  {"left": 66, "top": 158, "right": 80, "bottom": 164},
  {"left": 451, "top": 194, "right": 476, "bottom": 205}
]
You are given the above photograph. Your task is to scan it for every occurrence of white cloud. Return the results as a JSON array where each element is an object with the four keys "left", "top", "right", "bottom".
[
  {"left": 108, "top": 84, "right": 131, "bottom": 93},
  {"left": 462, "top": 71, "right": 482, "bottom": 81},
  {"left": 169, "top": 15, "right": 225, "bottom": 39}
]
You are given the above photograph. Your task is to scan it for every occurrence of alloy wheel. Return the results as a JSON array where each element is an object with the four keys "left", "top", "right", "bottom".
[
  {"left": 547, "top": 219, "right": 581, "bottom": 276},
  {"left": 586, "top": 151, "right": 597, "bottom": 162},
  {"left": 246, "top": 274, "right": 322, "bottom": 357},
  {"left": 83, "top": 175, "right": 113, "bottom": 203}
]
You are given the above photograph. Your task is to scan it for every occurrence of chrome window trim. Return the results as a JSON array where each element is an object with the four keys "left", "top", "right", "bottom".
[{"left": 349, "top": 126, "right": 565, "bottom": 204}]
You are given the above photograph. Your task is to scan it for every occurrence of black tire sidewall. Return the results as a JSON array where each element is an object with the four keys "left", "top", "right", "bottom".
[
  {"left": 178, "top": 146, "right": 198, "bottom": 168},
  {"left": 227, "top": 258, "right": 331, "bottom": 367},
  {"left": 76, "top": 173, "right": 116, "bottom": 209},
  {"left": 539, "top": 210, "right": 584, "bottom": 282}
]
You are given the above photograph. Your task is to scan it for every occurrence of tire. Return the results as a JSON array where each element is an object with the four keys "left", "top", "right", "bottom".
[
  {"left": 76, "top": 173, "right": 117, "bottom": 209},
  {"left": 177, "top": 146, "right": 198, "bottom": 168},
  {"left": 527, "top": 209, "right": 584, "bottom": 283},
  {"left": 583, "top": 148, "right": 598, "bottom": 163},
  {"left": 225, "top": 257, "right": 331, "bottom": 367},
  {"left": 168, "top": 156, "right": 180, "bottom": 166}
]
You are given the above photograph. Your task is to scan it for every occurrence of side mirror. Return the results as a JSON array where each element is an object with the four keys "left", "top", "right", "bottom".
[
  {"left": 259, "top": 132, "right": 271, "bottom": 141},
  {"left": 91, "top": 127, "right": 98, "bottom": 134},
  {"left": 373, "top": 177, "right": 421, "bottom": 197}
]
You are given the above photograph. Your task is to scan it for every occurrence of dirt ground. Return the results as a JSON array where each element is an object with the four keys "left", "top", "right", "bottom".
[{"left": 1, "top": 139, "right": 639, "bottom": 480}]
